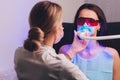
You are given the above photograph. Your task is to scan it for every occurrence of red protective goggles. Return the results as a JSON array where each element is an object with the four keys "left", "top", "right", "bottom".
[{"left": 77, "top": 17, "right": 99, "bottom": 26}]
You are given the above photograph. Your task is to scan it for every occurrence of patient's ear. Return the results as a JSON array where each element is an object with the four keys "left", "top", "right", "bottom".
[{"left": 97, "top": 23, "right": 100, "bottom": 31}]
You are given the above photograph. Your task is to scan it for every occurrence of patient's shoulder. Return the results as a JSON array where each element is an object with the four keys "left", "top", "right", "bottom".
[
  {"left": 59, "top": 44, "right": 71, "bottom": 54},
  {"left": 105, "top": 47, "right": 119, "bottom": 58}
]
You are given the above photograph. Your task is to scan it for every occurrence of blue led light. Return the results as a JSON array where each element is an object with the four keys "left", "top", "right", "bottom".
[{"left": 77, "top": 23, "right": 95, "bottom": 35}]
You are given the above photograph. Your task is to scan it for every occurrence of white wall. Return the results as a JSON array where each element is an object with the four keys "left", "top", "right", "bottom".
[
  {"left": 0, "top": 0, "right": 85, "bottom": 70},
  {"left": 52, "top": 0, "right": 85, "bottom": 23},
  {"left": 0, "top": 0, "right": 41, "bottom": 70},
  {"left": 85, "top": 0, "right": 120, "bottom": 22}
]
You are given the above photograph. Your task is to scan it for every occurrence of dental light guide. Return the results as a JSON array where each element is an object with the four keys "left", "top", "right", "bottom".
[{"left": 77, "top": 31, "right": 120, "bottom": 40}]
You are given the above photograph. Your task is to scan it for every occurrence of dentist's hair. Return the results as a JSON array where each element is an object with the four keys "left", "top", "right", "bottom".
[{"left": 24, "top": 1, "right": 62, "bottom": 51}]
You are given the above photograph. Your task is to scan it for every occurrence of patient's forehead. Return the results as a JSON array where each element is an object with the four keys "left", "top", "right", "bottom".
[{"left": 79, "top": 9, "right": 99, "bottom": 20}]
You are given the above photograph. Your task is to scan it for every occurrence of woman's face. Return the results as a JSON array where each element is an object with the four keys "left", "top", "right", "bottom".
[
  {"left": 77, "top": 9, "right": 100, "bottom": 36},
  {"left": 54, "top": 16, "right": 64, "bottom": 44}
]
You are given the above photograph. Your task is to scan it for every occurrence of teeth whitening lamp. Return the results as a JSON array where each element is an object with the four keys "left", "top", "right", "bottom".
[
  {"left": 77, "top": 31, "right": 120, "bottom": 40},
  {"left": 77, "top": 23, "right": 120, "bottom": 40},
  {"left": 77, "top": 17, "right": 120, "bottom": 40}
]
